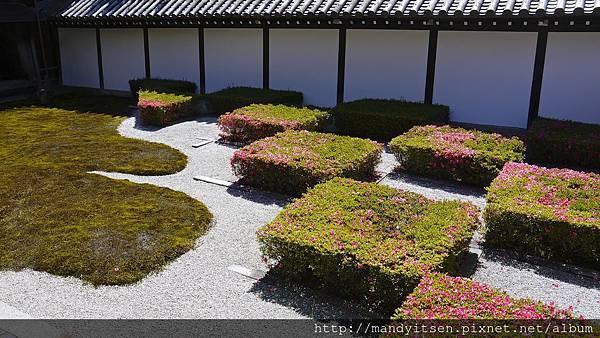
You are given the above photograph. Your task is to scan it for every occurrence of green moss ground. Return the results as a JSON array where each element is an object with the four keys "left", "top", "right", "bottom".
[{"left": 0, "top": 95, "right": 212, "bottom": 285}]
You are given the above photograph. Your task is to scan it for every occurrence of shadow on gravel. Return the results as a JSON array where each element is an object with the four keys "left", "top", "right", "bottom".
[
  {"left": 249, "top": 274, "right": 378, "bottom": 320},
  {"left": 478, "top": 248, "right": 600, "bottom": 290},
  {"left": 214, "top": 140, "right": 243, "bottom": 150},
  {"left": 386, "top": 171, "right": 486, "bottom": 199},
  {"left": 225, "top": 184, "right": 292, "bottom": 208},
  {"left": 132, "top": 114, "right": 219, "bottom": 131}
]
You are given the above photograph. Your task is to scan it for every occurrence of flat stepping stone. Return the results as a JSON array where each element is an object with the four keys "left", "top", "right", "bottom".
[
  {"left": 191, "top": 140, "right": 213, "bottom": 148},
  {"left": 228, "top": 265, "right": 266, "bottom": 280},
  {"left": 193, "top": 175, "right": 234, "bottom": 187}
]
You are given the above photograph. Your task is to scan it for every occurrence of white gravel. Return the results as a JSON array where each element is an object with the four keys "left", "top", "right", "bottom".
[{"left": 0, "top": 115, "right": 597, "bottom": 319}]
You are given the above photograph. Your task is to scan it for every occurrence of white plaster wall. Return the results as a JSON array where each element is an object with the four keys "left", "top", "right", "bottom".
[
  {"left": 344, "top": 30, "right": 429, "bottom": 102},
  {"left": 204, "top": 28, "right": 262, "bottom": 93},
  {"left": 539, "top": 32, "right": 600, "bottom": 124},
  {"left": 269, "top": 29, "right": 338, "bottom": 107},
  {"left": 100, "top": 29, "right": 145, "bottom": 91},
  {"left": 58, "top": 28, "right": 99, "bottom": 88},
  {"left": 148, "top": 28, "right": 200, "bottom": 91},
  {"left": 434, "top": 31, "right": 537, "bottom": 128}
]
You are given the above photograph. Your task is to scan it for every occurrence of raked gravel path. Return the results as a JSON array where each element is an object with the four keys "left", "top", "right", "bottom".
[{"left": 0, "top": 115, "right": 598, "bottom": 319}]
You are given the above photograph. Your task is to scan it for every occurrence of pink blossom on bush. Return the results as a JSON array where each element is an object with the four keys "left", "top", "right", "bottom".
[
  {"left": 485, "top": 162, "right": 599, "bottom": 268},
  {"left": 390, "top": 125, "right": 525, "bottom": 187},
  {"left": 218, "top": 104, "right": 329, "bottom": 144},
  {"left": 231, "top": 130, "right": 383, "bottom": 195},
  {"left": 393, "top": 273, "right": 576, "bottom": 320}
]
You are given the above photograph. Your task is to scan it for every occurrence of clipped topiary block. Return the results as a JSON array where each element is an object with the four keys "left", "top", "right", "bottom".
[
  {"left": 231, "top": 131, "right": 383, "bottom": 195},
  {"left": 392, "top": 272, "right": 576, "bottom": 319},
  {"left": 389, "top": 125, "right": 525, "bottom": 187},
  {"left": 527, "top": 117, "right": 600, "bottom": 169},
  {"left": 138, "top": 90, "right": 194, "bottom": 126},
  {"left": 258, "top": 178, "right": 479, "bottom": 314},
  {"left": 208, "top": 87, "right": 303, "bottom": 115},
  {"left": 484, "top": 162, "right": 599, "bottom": 269},
  {"left": 333, "top": 99, "right": 449, "bottom": 141},
  {"left": 218, "top": 104, "right": 329, "bottom": 144},
  {"left": 129, "top": 78, "right": 197, "bottom": 100}
]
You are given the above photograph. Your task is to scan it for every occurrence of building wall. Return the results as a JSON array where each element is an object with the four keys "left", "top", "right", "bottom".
[
  {"left": 204, "top": 28, "right": 263, "bottom": 93},
  {"left": 148, "top": 28, "right": 200, "bottom": 91},
  {"left": 539, "top": 32, "right": 600, "bottom": 124},
  {"left": 58, "top": 28, "right": 99, "bottom": 88},
  {"left": 269, "top": 29, "right": 338, "bottom": 107},
  {"left": 344, "top": 30, "right": 429, "bottom": 102},
  {"left": 100, "top": 29, "right": 145, "bottom": 91},
  {"left": 434, "top": 31, "right": 537, "bottom": 128}
]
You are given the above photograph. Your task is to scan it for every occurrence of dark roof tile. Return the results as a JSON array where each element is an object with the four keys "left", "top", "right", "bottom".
[{"left": 55, "top": 0, "right": 600, "bottom": 19}]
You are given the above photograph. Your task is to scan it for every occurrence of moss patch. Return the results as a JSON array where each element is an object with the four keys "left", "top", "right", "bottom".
[{"left": 0, "top": 104, "right": 212, "bottom": 285}]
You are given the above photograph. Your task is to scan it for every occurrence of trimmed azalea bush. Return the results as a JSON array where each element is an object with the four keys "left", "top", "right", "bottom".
[
  {"left": 392, "top": 272, "right": 576, "bottom": 319},
  {"left": 129, "top": 78, "right": 196, "bottom": 99},
  {"left": 258, "top": 178, "right": 479, "bottom": 314},
  {"left": 333, "top": 99, "right": 449, "bottom": 141},
  {"left": 231, "top": 131, "right": 382, "bottom": 195},
  {"left": 390, "top": 125, "right": 525, "bottom": 187},
  {"left": 137, "top": 90, "right": 195, "bottom": 126},
  {"left": 527, "top": 117, "right": 600, "bottom": 169},
  {"left": 207, "top": 87, "right": 303, "bottom": 115},
  {"left": 484, "top": 162, "right": 599, "bottom": 269},
  {"left": 218, "top": 104, "right": 329, "bottom": 144}
]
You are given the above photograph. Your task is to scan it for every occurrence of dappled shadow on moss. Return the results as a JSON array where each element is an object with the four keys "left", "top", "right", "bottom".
[
  {"left": 46, "top": 93, "right": 135, "bottom": 117},
  {"left": 0, "top": 105, "right": 213, "bottom": 285}
]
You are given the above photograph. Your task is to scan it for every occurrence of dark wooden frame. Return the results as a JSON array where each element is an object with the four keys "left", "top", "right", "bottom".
[{"left": 95, "top": 28, "right": 104, "bottom": 89}]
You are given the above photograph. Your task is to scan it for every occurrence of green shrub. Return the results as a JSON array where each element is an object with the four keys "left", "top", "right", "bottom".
[
  {"left": 129, "top": 78, "right": 197, "bottom": 99},
  {"left": 389, "top": 125, "right": 525, "bottom": 187},
  {"left": 392, "top": 272, "right": 576, "bottom": 319},
  {"left": 207, "top": 87, "right": 303, "bottom": 115},
  {"left": 231, "top": 131, "right": 383, "bottom": 195},
  {"left": 218, "top": 104, "right": 329, "bottom": 144},
  {"left": 484, "top": 162, "right": 599, "bottom": 269},
  {"left": 137, "top": 90, "right": 196, "bottom": 127},
  {"left": 527, "top": 117, "right": 600, "bottom": 169},
  {"left": 258, "top": 178, "right": 479, "bottom": 314},
  {"left": 333, "top": 99, "right": 449, "bottom": 141}
]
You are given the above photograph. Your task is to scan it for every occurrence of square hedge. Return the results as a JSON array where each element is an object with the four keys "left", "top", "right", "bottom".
[
  {"left": 258, "top": 178, "right": 479, "bottom": 314},
  {"left": 389, "top": 125, "right": 525, "bottom": 187},
  {"left": 231, "top": 131, "right": 383, "bottom": 195},
  {"left": 218, "top": 104, "right": 329, "bottom": 144},
  {"left": 392, "top": 273, "right": 576, "bottom": 319},
  {"left": 333, "top": 99, "right": 449, "bottom": 141},
  {"left": 484, "top": 162, "right": 599, "bottom": 269},
  {"left": 137, "top": 90, "right": 195, "bottom": 126},
  {"left": 207, "top": 87, "right": 303, "bottom": 115},
  {"left": 129, "top": 78, "right": 197, "bottom": 100},
  {"left": 527, "top": 117, "right": 600, "bottom": 169}
]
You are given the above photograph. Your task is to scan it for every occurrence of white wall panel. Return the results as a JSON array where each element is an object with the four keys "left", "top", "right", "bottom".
[
  {"left": 58, "top": 28, "right": 99, "bottom": 88},
  {"left": 434, "top": 31, "right": 537, "bottom": 128},
  {"left": 344, "top": 30, "right": 428, "bottom": 102},
  {"left": 539, "top": 32, "right": 600, "bottom": 124},
  {"left": 269, "top": 29, "right": 338, "bottom": 107},
  {"left": 148, "top": 28, "right": 200, "bottom": 91},
  {"left": 204, "top": 28, "right": 262, "bottom": 93},
  {"left": 100, "top": 29, "right": 145, "bottom": 91}
]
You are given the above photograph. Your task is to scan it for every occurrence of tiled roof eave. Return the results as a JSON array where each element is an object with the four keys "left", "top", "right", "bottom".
[{"left": 54, "top": 0, "right": 600, "bottom": 21}]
